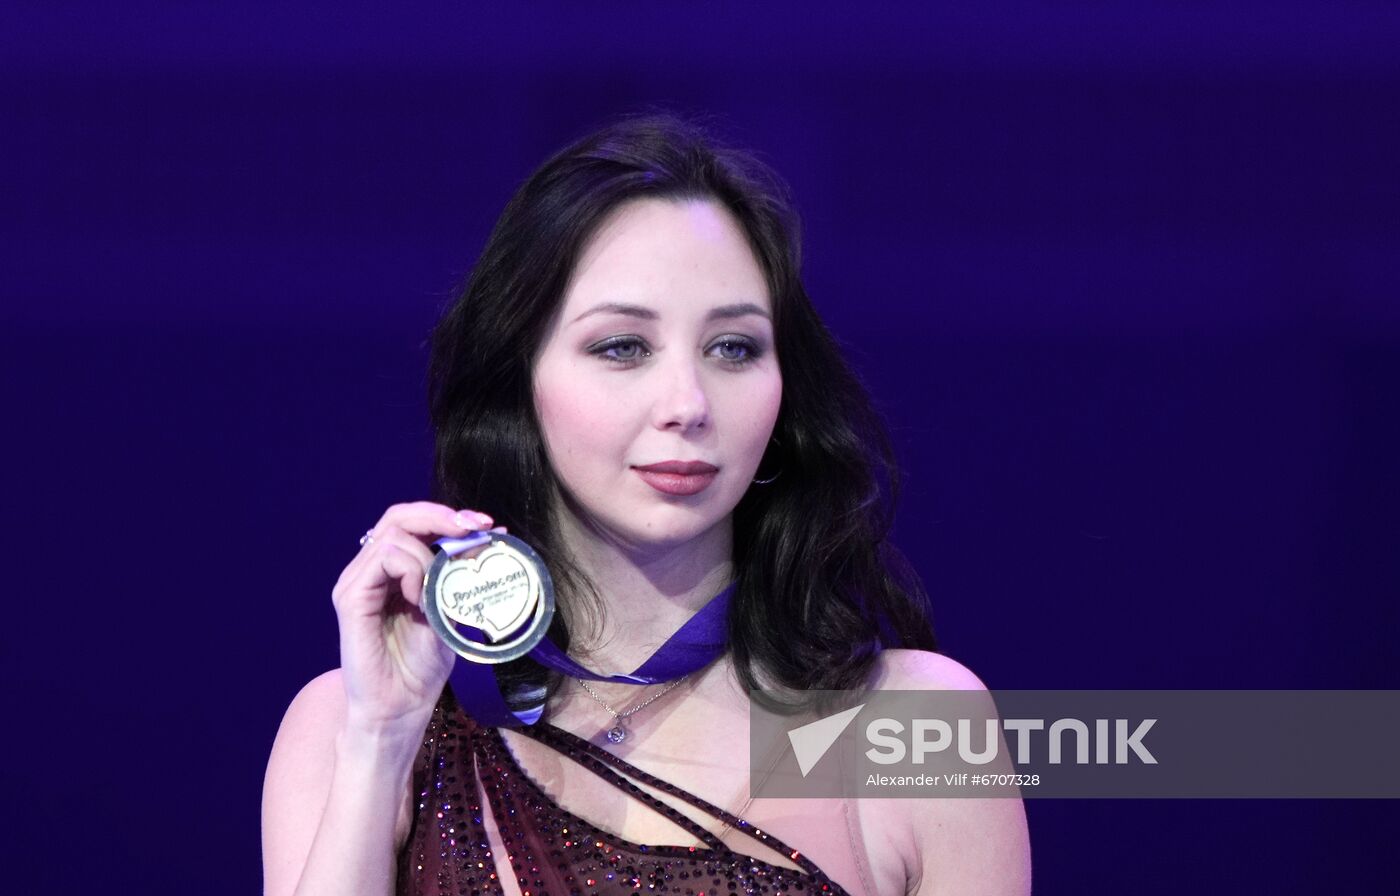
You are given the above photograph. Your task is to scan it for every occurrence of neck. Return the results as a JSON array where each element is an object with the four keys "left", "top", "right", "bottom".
[{"left": 553, "top": 508, "right": 734, "bottom": 676}]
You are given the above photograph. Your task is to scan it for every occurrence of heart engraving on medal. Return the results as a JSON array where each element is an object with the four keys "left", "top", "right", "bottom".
[{"left": 436, "top": 543, "right": 538, "bottom": 640}]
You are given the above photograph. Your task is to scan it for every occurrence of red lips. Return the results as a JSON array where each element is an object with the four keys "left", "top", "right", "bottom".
[
  {"left": 633, "top": 460, "right": 720, "bottom": 496},
  {"left": 634, "top": 460, "right": 719, "bottom": 475}
]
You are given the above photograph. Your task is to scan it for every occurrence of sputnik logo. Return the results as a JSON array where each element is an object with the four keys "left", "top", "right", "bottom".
[{"left": 786, "top": 704, "right": 865, "bottom": 776}]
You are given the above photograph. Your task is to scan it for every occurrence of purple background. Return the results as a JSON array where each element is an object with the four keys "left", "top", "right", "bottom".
[{"left": 4, "top": 4, "right": 1397, "bottom": 893}]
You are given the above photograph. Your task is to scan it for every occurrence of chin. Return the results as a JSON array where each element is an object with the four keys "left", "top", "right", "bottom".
[
  {"left": 629, "top": 522, "right": 715, "bottom": 550},
  {"left": 612, "top": 509, "right": 729, "bottom": 553}
]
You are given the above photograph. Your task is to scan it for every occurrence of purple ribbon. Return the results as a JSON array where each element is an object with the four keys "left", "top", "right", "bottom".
[{"left": 448, "top": 582, "right": 734, "bottom": 727}]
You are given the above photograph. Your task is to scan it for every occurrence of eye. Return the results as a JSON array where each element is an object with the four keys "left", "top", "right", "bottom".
[
  {"left": 707, "top": 336, "right": 762, "bottom": 366},
  {"left": 587, "top": 335, "right": 651, "bottom": 366}
]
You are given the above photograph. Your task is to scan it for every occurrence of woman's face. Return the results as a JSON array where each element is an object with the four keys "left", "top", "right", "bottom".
[{"left": 532, "top": 198, "right": 782, "bottom": 554}]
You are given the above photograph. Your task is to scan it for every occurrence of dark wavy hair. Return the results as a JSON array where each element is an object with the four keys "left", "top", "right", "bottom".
[{"left": 428, "top": 113, "right": 935, "bottom": 708}]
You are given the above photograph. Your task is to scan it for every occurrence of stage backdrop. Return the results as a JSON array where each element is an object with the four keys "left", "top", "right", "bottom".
[{"left": 4, "top": 4, "right": 1397, "bottom": 894}]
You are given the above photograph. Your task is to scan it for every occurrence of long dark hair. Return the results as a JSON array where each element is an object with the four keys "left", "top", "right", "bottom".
[{"left": 428, "top": 113, "right": 935, "bottom": 707}]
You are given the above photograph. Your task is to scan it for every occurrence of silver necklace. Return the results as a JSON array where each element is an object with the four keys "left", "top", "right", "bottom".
[{"left": 575, "top": 675, "right": 690, "bottom": 744}]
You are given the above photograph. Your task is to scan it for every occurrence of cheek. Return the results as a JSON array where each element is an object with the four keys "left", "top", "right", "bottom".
[
  {"left": 535, "top": 366, "right": 623, "bottom": 468},
  {"left": 722, "top": 375, "right": 783, "bottom": 457}
]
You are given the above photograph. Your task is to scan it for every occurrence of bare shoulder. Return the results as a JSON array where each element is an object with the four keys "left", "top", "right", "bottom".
[
  {"left": 865, "top": 651, "right": 1032, "bottom": 896},
  {"left": 264, "top": 669, "right": 346, "bottom": 807},
  {"left": 262, "top": 670, "right": 346, "bottom": 894},
  {"left": 870, "top": 648, "right": 990, "bottom": 692},
  {"left": 276, "top": 668, "right": 349, "bottom": 735},
  {"left": 265, "top": 670, "right": 348, "bottom": 782}
]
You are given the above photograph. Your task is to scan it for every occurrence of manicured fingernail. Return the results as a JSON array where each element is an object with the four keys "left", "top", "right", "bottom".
[{"left": 454, "top": 510, "right": 494, "bottom": 528}]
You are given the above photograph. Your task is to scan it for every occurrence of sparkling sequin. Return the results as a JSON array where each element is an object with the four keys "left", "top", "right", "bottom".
[{"left": 395, "top": 690, "right": 851, "bottom": 896}]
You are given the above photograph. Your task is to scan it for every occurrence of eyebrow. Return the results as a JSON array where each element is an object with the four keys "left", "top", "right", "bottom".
[{"left": 571, "top": 301, "right": 771, "bottom": 324}]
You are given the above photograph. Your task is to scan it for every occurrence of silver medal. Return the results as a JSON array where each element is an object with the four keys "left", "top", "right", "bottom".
[{"left": 423, "top": 531, "right": 556, "bottom": 664}]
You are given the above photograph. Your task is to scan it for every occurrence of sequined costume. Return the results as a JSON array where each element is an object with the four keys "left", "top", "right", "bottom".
[{"left": 397, "top": 687, "right": 851, "bottom": 896}]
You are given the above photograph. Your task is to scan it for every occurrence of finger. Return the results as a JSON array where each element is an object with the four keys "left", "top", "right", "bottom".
[
  {"left": 338, "top": 518, "right": 424, "bottom": 589},
  {"left": 333, "top": 527, "right": 434, "bottom": 615},
  {"left": 379, "top": 541, "right": 430, "bottom": 611},
  {"left": 366, "top": 501, "right": 496, "bottom": 544},
  {"left": 334, "top": 521, "right": 513, "bottom": 618},
  {"left": 343, "top": 503, "right": 492, "bottom": 584},
  {"left": 376, "top": 525, "right": 436, "bottom": 567},
  {"left": 390, "top": 525, "right": 515, "bottom": 608}
]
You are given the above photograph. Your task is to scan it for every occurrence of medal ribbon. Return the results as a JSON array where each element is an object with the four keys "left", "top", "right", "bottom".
[{"left": 437, "top": 534, "right": 734, "bottom": 726}]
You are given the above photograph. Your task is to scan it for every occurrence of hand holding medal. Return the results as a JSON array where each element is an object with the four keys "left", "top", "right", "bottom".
[
  {"left": 342, "top": 501, "right": 724, "bottom": 736},
  {"left": 331, "top": 501, "right": 502, "bottom": 732}
]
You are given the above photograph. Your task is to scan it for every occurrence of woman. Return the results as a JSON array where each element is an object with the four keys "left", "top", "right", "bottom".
[{"left": 262, "top": 114, "right": 1030, "bottom": 896}]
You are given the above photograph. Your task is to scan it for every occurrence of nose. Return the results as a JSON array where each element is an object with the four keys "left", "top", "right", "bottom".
[{"left": 652, "top": 357, "right": 710, "bottom": 432}]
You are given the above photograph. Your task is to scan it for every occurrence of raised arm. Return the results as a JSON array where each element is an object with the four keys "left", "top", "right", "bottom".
[{"left": 261, "top": 502, "right": 496, "bottom": 896}]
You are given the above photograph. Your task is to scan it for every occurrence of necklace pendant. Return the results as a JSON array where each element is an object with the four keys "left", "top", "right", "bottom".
[{"left": 606, "top": 724, "right": 628, "bottom": 744}]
